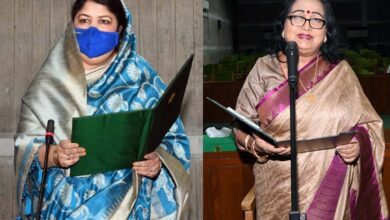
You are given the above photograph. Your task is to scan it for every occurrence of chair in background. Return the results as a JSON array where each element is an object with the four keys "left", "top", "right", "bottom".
[{"left": 241, "top": 186, "right": 255, "bottom": 220}]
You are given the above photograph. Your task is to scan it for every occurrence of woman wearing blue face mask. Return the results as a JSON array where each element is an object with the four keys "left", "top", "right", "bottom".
[{"left": 14, "top": 0, "right": 190, "bottom": 219}]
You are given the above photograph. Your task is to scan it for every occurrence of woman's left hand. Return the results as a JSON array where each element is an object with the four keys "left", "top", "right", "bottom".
[
  {"left": 336, "top": 141, "right": 360, "bottom": 164},
  {"left": 132, "top": 152, "right": 162, "bottom": 178}
]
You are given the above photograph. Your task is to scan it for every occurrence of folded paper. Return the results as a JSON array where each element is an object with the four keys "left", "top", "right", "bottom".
[
  {"left": 70, "top": 54, "right": 194, "bottom": 176},
  {"left": 206, "top": 96, "right": 356, "bottom": 153}
]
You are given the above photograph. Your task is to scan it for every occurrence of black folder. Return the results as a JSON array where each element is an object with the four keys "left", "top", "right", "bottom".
[
  {"left": 70, "top": 54, "right": 194, "bottom": 176},
  {"left": 206, "top": 97, "right": 356, "bottom": 153}
]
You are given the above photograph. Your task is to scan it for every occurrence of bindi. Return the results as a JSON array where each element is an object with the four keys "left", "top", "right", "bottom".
[{"left": 306, "top": 10, "right": 311, "bottom": 14}]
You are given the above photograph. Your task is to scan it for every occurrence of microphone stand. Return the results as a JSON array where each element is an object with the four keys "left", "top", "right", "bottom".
[
  {"left": 36, "top": 120, "right": 54, "bottom": 220},
  {"left": 288, "top": 67, "right": 303, "bottom": 220},
  {"left": 286, "top": 42, "right": 306, "bottom": 220}
]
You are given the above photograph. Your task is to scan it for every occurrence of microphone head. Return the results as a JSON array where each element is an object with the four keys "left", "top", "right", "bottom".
[
  {"left": 285, "top": 41, "right": 298, "bottom": 55},
  {"left": 47, "top": 119, "right": 55, "bottom": 133}
]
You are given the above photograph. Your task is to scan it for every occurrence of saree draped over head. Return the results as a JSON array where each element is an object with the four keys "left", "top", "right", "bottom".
[
  {"left": 236, "top": 55, "right": 389, "bottom": 220},
  {"left": 14, "top": 1, "right": 191, "bottom": 219}
]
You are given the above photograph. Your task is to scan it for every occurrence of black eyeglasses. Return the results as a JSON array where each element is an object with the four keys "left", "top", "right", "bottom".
[{"left": 286, "top": 15, "right": 326, "bottom": 29}]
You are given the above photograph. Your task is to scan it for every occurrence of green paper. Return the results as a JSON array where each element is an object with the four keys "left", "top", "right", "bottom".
[
  {"left": 70, "top": 54, "right": 194, "bottom": 176},
  {"left": 70, "top": 110, "right": 153, "bottom": 176}
]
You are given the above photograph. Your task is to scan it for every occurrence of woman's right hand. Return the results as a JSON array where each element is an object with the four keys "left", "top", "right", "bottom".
[
  {"left": 38, "top": 140, "right": 86, "bottom": 168},
  {"left": 253, "top": 134, "right": 290, "bottom": 156},
  {"left": 53, "top": 140, "right": 86, "bottom": 168}
]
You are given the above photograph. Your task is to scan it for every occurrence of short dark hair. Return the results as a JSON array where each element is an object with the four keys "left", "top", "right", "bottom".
[
  {"left": 268, "top": 0, "right": 343, "bottom": 64},
  {"left": 71, "top": 0, "right": 127, "bottom": 37}
]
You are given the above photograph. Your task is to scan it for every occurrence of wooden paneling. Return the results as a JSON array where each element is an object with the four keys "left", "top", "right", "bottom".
[
  {"left": 358, "top": 75, "right": 390, "bottom": 115},
  {"left": 124, "top": 0, "right": 140, "bottom": 53},
  {"left": 139, "top": 0, "right": 158, "bottom": 68},
  {"left": 385, "top": 129, "right": 390, "bottom": 143},
  {"left": 0, "top": 157, "right": 16, "bottom": 219},
  {"left": 0, "top": 0, "right": 15, "bottom": 133},
  {"left": 157, "top": 0, "right": 176, "bottom": 78},
  {"left": 176, "top": 0, "right": 196, "bottom": 133},
  {"left": 193, "top": 0, "right": 204, "bottom": 134},
  {"left": 189, "top": 154, "right": 203, "bottom": 220},
  {"left": 126, "top": 0, "right": 202, "bottom": 134},
  {"left": 204, "top": 81, "right": 244, "bottom": 124},
  {"left": 67, "top": 0, "right": 76, "bottom": 21},
  {"left": 49, "top": 0, "right": 68, "bottom": 47},
  {"left": 204, "top": 151, "right": 255, "bottom": 220},
  {"left": 14, "top": 0, "right": 33, "bottom": 131},
  {"left": 32, "top": 0, "right": 51, "bottom": 75}
]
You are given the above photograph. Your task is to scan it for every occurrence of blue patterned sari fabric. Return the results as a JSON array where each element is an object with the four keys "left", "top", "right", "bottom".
[{"left": 14, "top": 1, "right": 190, "bottom": 219}]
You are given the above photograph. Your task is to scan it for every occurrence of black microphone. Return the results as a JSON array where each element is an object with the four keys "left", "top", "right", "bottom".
[
  {"left": 285, "top": 41, "right": 303, "bottom": 218},
  {"left": 36, "top": 119, "right": 55, "bottom": 220},
  {"left": 285, "top": 41, "right": 299, "bottom": 87},
  {"left": 45, "top": 119, "right": 55, "bottom": 145}
]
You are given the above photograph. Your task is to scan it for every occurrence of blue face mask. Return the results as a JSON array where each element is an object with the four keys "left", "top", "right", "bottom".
[{"left": 75, "top": 26, "right": 119, "bottom": 58}]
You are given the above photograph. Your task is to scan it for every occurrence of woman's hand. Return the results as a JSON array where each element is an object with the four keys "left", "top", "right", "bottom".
[
  {"left": 336, "top": 141, "right": 359, "bottom": 164},
  {"left": 54, "top": 140, "right": 86, "bottom": 168},
  {"left": 38, "top": 140, "right": 86, "bottom": 168},
  {"left": 253, "top": 134, "right": 290, "bottom": 156},
  {"left": 133, "top": 152, "right": 162, "bottom": 179}
]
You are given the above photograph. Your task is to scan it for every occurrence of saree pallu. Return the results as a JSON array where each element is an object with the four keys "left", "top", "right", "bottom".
[
  {"left": 15, "top": 1, "right": 191, "bottom": 219},
  {"left": 236, "top": 55, "right": 388, "bottom": 219}
]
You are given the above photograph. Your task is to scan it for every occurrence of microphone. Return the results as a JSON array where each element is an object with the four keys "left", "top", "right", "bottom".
[
  {"left": 285, "top": 41, "right": 299, "bottom": 87},
  {"left": 36, "top": 120, "right": 55, "bottom": 220},
  {"left": 285, "top": 42, "right": 303, "bottom": 218},
  {"left": 45, "top": 119, "right": 55, "bottom": 145}
]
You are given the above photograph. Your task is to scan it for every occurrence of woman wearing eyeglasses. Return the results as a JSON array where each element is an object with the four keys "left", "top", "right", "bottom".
[{"left": 234, "top": 0, "right": 388, "bottom": 219}]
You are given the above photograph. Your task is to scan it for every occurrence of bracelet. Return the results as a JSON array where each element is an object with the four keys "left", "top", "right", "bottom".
[
  {"left": 53, "top": 146, "right": 60, "bottom": 167},
  {"left": 244, "top": 135, "right": 251, "bottom": 151},
  {"left": 250, "top": 140, "right": 260, "bottom": 159},
  {"left": 250, "top": 140, "right": 269, "bottom": 163}
]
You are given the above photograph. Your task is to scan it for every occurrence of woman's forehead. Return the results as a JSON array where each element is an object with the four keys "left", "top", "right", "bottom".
[
  {"left": 290, "top": 0, "right": 325, "bottom": 16},
  {"left": 77, "top": 1, "right": 114, "bottom": 17}
]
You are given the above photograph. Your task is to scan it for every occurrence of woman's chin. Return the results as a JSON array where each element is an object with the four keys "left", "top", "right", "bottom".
[{"left": 297, "top": 46, "right": 320, "bottom": 58}]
